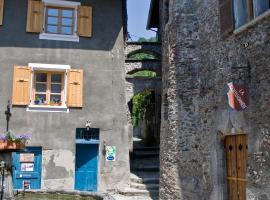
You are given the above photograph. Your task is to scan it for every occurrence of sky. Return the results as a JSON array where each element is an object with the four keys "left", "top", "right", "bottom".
[{"left": 127, "top": 0, "right": 156, "bottom": 41}]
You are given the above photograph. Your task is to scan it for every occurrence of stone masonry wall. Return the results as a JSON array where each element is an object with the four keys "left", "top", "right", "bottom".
[{"left": 160, "top": 0, "right": 270, "bottom": 199}]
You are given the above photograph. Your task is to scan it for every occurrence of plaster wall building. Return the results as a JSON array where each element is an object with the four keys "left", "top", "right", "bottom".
[
  {"left": 148, "top": 0, "right": 270, "bottom": 199},
  {"left": 0, "top": 0, "right": 129, "bottom": 193}
]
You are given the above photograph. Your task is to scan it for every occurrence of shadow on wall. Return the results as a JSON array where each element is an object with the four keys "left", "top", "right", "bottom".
[{"left": 0, "top": 0, "right": 123, "bottom": 51}]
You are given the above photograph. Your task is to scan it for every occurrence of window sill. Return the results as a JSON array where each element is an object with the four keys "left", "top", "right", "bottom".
[
  {"left": 234, "top": 9, "right": 270, "bottom": 35},
  {"left": 39, "top": 33, "right": 79, "bottom": 42},
  {"left": 27, "top": 105, "right": 69, "bottom": 113}
]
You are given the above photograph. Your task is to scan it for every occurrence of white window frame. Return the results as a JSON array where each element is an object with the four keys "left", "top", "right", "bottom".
[
  {"left": 27, "top": 63, "right": 70, "bottom": 113},
  {"left": 39, "top": 0, "right": 81, "bottom": 42}
]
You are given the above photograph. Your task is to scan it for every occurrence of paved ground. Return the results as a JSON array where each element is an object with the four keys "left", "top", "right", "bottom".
[{"left": 111, "top": 194, "right": 156, "bottom": 200}]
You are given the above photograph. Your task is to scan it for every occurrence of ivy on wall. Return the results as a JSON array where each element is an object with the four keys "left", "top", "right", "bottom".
[{"left": 131, "top": 91, "right": 154, "bottom": 127}]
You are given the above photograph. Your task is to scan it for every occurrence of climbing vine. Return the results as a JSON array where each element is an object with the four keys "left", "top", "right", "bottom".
[{"left": 131, "top": 91, "right": 154, "bottom": 127}]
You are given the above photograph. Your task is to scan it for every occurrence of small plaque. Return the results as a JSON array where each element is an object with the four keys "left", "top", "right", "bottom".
[
  {"left": 20, "top": 153, "right": 34, "bottom": 162},
  {"left": 106, "top": 146, "right": 116, "bottom": 161},
  {"left": 23, "top": 180, "right": 31, "bottom": 190},
  {"left": 21, "top": 163, "right": 34, "bottom": 172}
]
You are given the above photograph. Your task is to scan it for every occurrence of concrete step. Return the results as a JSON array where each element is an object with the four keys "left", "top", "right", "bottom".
[
  {"left": 130, "top": 182, "right": 159, "bottom": 190},
  {"left": 131, "top": 171, "right": 160, "bottom": 180},
  {"left": 132, "top": 159, "right": 159, "bottom": 166},
  {"left": 130, "top": 174, "right": 159, "bottom": 184},
  {"left": 132, "top": 150, "right": 159, "bottom": 158},
  {"left": 132, "top": 164, "right": 159, "bottom": 172},
  {"left": 111, "top": 194, "right": 158, "bottom": 200},
  {"left": 133, "top": 146, "right": 160, "bottom": 151},
  {"left": 118, "top": 188, "right": 159, "bottom": 197}
]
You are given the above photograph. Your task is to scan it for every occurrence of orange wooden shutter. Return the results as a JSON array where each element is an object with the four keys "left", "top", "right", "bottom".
[
  {"left": 12, "top": 66, "right": 31, "bottom": 106},
  {"left": 219, "top": 0, "right": 234, "bottom": 39},
  {"left": 26, "top": 0, "right": 44, "bottom": 33},
  {"left": 67, "top": 69, "right": 83, "bottom": 107},
  {"left": 225, "top": 134, "right": 247, "bottom": 200},
  {"left": 0, "top": 0, "right": 4, "bottom": 25},
  {"left": 77, "top": 6, "right": 92, "bottom": 37}
]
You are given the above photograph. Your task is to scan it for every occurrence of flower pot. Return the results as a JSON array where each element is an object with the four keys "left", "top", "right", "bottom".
[
  {"left": 0, "top": 140, "right": 25, "bottom": 151},
  {"left": 34, "top": 100, "right": 40, "bottom": 105}
]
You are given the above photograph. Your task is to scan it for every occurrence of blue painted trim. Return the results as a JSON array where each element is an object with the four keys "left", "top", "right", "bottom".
[{"left": 76, "top": 139, "right": 99, "bottom": 144}]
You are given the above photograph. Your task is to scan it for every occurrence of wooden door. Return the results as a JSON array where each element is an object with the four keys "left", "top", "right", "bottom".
[{"left": 225, "top": 134, "right": 247, "bottom": 200}]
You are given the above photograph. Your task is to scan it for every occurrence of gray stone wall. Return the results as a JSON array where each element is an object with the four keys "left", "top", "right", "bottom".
[
  {"left": 0, "top": 0, "right": 129, "bottom": 192},
  {"left": 160, "top": 0, "right": 270, "bottom": 199}
]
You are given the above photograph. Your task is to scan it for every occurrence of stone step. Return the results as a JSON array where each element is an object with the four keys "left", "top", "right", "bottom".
[
  {"left": 132, "top": 164, "right": 159, "bottom": 172},
  {"left": 132, "top": 151, "right": 159, "bottom": 158},
  {"left": 130, "top": 174, "right": 159, "bottom": 184},
  {"left": 111, "top": 194, "right": 158, "bottom": 200},
  {"left": 118, "top": 188, "right": 159, "bottom": 197},
  {"left": 133, "top": 146, "right": 160, "bottom": 151},
  {"left": 132, "top": 159, "right": 159, "bottom": 165},
  {"left": 130, "top": 182, "right": 159, "bottom": 191},
  {"left": 132, "top": 170, "right": 159, "bottom": 177}
]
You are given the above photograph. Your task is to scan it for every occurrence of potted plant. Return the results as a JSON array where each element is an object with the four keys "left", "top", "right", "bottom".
[
  {"left": 34, "top": 96, "right": 41, "bottom": 105},
  {"left": 50, "top": 100, "right": 55, "bottom": 106},
  {"left": 0, "top": 132, "right": 30, "bottom": 151},
  {"left": 57, "top": 100, "right": 62, "bottom": 106}
]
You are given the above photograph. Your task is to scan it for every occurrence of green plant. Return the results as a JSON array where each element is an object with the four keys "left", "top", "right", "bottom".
[
  {"left": 1, "top": 132, "right": 30, "bottom": 144},
  {"left": 132, "top": 70, "right": 157, "bottom": 77},
  {"left": 131, "top": 91, "right": 154, "bottom": 127},
  {"left": 35, "top": 95, "right": 41, "bottom": 102}
]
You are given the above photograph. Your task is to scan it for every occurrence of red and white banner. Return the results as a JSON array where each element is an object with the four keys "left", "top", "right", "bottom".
[{"left": 227, "top": 82, "right": 248, "bottom": 111}]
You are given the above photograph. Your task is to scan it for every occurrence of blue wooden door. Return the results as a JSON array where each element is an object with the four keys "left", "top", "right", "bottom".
[
  {"left": 12, "top": 147, "right": 42, "bottom": 189},
  {"left": 75, "top": 144, "right": 98, "bottom": 191}
]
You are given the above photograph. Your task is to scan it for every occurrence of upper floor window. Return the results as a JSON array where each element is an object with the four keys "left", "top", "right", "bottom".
[
  {"left": 26, "top": 0, "right": 92, "bottom": 42},
  {"left": 234, "top": 0, "right": 270, "bottom": 28},
  {"left": 45, "top": 7, "right": 75, "bottom": 35},
  {"left": 219, "top": 0, "right": 270, "bottom": 38}
]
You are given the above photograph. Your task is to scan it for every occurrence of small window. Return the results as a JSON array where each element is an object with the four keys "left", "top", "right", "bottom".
[
  {"left": 33, "top": 71, "right": 64, "bottom": 106},
  {"left": 234, "top": 0, "right": 270, "bottom": 28},
  {"left": 45, "top": 7, "right": 75, "bottom": 35}
]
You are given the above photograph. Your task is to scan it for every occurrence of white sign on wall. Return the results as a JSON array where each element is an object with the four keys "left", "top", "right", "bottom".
[
  {"left": 21, "top": 163, "right": 34, "bottom": 172},
  {"left": 106, "top": 146, "right": 116, "bottom": 161}
]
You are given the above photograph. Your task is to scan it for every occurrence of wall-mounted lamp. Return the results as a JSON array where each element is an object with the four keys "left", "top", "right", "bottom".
[{"left": 85, "top": 120, "right": 91, "bottom": 131}]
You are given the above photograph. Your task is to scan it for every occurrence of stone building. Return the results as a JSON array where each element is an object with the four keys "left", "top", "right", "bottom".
[
  {"left": 0, "top": 0, "right": 129, "bottom": 193},
  {"left": 148, "top": 0, "right": 270, "bottom": 199}
]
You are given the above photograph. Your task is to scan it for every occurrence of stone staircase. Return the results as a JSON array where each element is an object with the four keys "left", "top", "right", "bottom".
[{"left": 114, "top": 139, "right": 159, "bottom": 200}]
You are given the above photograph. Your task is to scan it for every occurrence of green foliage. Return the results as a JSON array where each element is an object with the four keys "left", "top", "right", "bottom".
[
  {"left": 129, "top": 52, "right": 156, "bottom": 60},
  {"left": 131, "top": 91, "right": 153, "bottom": 127},
  {"left": 132, "top": 70, "right": 156, "bottom": 77},
  {"left": 137, "top": 37, "right": 157, "bottom": 42}
]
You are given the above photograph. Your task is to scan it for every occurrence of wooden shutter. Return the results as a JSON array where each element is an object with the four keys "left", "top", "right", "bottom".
[
  {"left": 0, "top": 0, "right": 4, "bottom": 25},
  {"left": 67, "top": 69, "right": 83, "bottom": 108},
  {"left": 219, "top": 0, "right": 234, "bottom": 38},
  {"left": 26, "top": 0, "right": 44, "bottom": 33},
  {"left": 12, "top": 66, "right": 31, "bottom": 106},
  {"left": 225, "top": 134, "right": 247, "bottom": 200},
  {"left": 77, "top": 6, "right": 92, "bottom": 37}
]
